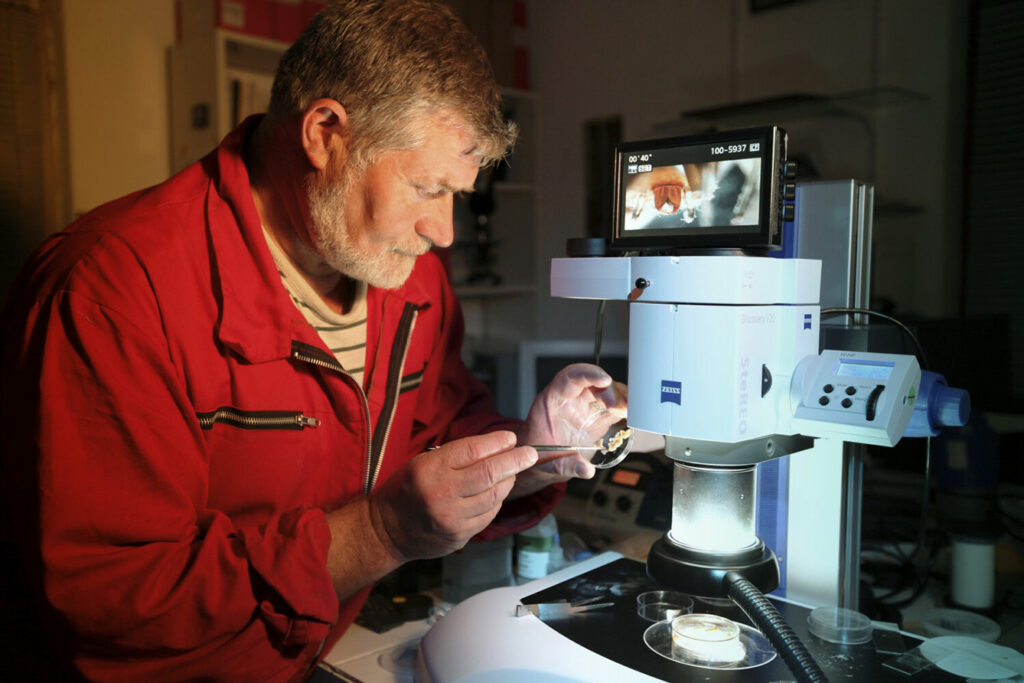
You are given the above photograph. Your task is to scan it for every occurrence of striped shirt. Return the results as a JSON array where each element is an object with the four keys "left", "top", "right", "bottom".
[{"left": 263, "top": 228, "right": 367, "bottom": 386}]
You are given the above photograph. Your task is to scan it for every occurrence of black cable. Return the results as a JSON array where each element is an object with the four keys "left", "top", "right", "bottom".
[
  {"left": 820, "top": 307, "right": 930, "bottom": 369},
  {"left": 860, "top": 435, "right": 935, "bottom": 612},
  {"left": 861, "top": 545, "right": 912, "bottom": 564},
  {"left": 910, "top": 437, "right": 933, "bottom": 565},
  {"left": 1002, "top": 509, "right": 1024, "bottom": 526},
  {"left": 724, "top": 572, "right": 828, "bottom": 683},
  {"left": 880, "top": 543, "right": 942, "bottom": 608},
  {"left": 592, "top": 299, "right": 606, "bottom": 366}
]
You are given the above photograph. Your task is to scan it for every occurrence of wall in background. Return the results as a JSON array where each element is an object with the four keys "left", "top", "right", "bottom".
[
  {"left": 529, "top": 0, "right": 968, "bottom": 341},
  {"left": 63, "top": 0, "right": 175, "bottom": 217}
]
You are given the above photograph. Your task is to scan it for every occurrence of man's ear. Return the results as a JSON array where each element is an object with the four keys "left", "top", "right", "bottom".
[{"left": 301, "top": 99, "right": 350, "bottom": 171}]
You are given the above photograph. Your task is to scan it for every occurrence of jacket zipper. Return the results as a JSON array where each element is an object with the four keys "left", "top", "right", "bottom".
[
  {"left": 196, "top": 407, "right": 320, "bottom": 430},
  {"left": 367, "top": 303, "right": 421, "bottom": 493},
  {"left": 288, "top": 340, "right": 372, "bottom": 675},
  {"left": 290, "top": 340, "right": 374, "bottom": 491}
]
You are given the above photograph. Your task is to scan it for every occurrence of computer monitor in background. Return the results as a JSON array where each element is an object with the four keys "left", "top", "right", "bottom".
[{"left": 516, "top": 339, "right": 629, "bottom": 420}]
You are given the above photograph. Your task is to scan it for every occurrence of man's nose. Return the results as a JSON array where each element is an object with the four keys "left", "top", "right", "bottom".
[{"left": 416, "top": 195, "right": 455, "bottom": 249}]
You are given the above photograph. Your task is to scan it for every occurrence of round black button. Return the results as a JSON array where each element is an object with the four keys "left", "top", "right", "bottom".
[
  {"left": 819, "top": 396, "right": 830, "bottom": 406},
  {"left": 592, "top": 491, "right": 607, "bottom": 507},
  {"left": 823, "top": 384, "right": 835, "bottom": 393},
  {"left": 616, "top": 496, "right": 632, "bottom": 513},
  {"left": 846, "top": 386, "right": 857, "bottom": 395},
  {"left": 842, "top": 398, "right": 853, "bottom": 408}
]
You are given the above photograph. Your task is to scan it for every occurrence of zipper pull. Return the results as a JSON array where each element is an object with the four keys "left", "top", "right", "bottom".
[{"left": 296, "top": 415, "right": 321, "bottom": 428}]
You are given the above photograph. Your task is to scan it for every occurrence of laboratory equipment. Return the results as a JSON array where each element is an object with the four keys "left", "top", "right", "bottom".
[
  {"left": 418, "top": 553, "right": 963, "bottom": 681},
  {"left": 419, "top": 126, "right": 970, "bottom": 682}
]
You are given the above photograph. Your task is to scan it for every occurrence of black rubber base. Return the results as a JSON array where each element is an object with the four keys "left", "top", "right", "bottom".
[{"left": 646, "top": 535, "right": 780, "bottom": 598}]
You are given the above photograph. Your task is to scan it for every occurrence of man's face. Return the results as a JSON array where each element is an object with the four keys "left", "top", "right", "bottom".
[{"left": 306, "top": 114, "right": 481, "bottom": 289}]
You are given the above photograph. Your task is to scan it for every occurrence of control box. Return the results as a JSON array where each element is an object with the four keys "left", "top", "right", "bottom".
[{"left": 789, "top": 350, "right": 921, "bottom": 446}]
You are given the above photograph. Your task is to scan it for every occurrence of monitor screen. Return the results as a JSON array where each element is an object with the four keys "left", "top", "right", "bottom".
[{"left": 611, "top": 126, "right": 788, "bottom": 252}]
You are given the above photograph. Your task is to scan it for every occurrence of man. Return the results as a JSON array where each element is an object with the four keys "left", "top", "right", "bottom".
[{"left": 0, "top": 1, "right": 620, "bottom": 680}]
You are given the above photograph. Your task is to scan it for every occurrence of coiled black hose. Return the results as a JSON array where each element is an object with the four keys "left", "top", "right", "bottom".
[{"left": 724, "top": 570, "right": 829, "bottom": 683}]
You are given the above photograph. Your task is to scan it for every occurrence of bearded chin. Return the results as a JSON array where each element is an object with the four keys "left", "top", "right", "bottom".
[{"left": 306, "top": 170, "right": 416, "bottom": 290}]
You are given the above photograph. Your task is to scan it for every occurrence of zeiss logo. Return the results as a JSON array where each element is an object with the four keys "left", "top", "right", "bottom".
[
  {"left": 660, "top": 380, "right": 682, "bottom": 405},
  {"left": 803, "top": 313, "right": 813, "bottom": 330}
]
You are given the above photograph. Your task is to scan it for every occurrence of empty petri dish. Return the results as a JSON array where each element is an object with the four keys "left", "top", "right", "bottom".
[
  {"left": 807, "top": 606, "right": 873, "bottom": 645},
  {"left": 637, "top": 591, "right": 694, "bottom": 622}
]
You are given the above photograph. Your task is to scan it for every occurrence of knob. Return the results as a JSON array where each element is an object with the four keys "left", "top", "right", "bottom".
[
  {"left": 592, "top": 491, "right": 608, "bottom": 507},
  {"left": 934, "top": 384, "right": 971, "bottom": 427},
  {"left": 616, "top": 496, "right": 632, "bottom": 513}
]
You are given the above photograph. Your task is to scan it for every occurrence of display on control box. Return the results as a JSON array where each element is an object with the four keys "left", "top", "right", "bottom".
[
  {"left": 611, "top": 126, "right": 787, "bottom": 252},
  {"left": 835, "top": 358, "right": 895, "bottom": 381}
]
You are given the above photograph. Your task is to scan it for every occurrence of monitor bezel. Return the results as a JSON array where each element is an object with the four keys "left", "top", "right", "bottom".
[{"left": 610, "top": 126, "right": 786, "bottom": 253}]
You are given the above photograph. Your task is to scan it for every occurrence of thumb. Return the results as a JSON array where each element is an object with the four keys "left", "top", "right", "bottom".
[
  {"left": 442, "top": 430, "right": 518, "bottom": 470},
  {"left": 549, "top": 363, "right": 613, "bottom": 398}
]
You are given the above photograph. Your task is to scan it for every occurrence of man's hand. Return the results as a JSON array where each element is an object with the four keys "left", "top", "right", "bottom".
[
  {"left": 511, "top": 363, "right": 627, "bottom": 498},
  {"left": 368, "top": 430, "right": 537, "bottom": 563}
]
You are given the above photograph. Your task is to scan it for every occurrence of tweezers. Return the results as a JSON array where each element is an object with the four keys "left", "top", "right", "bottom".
[{"left": 515, "top": 597, "right": 615, "bottom": 618}]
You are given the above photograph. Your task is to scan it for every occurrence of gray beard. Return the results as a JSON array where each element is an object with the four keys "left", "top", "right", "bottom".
[{"left": 305, "top": 168, "right": 425, "bottom": 290}]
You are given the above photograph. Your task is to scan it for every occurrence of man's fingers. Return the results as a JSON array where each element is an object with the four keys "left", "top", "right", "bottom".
[
  {"left": 551, "top": 363, "right": 613, "bottom": 398},
  {"left": 441, "top": 430, "right": 518, "bottom": 470},
  {"left": 428, "top": 435, "right": 537, "bottom": 498},
  {"left": 595, "top": 380, "right": 628, "bottom": 412},
  {"left": 457, "top": 445, "right": 537, "bottom": 497},
  {"left": 453, "top": 472, "right": 518, "bottom": 521},
  {"left": 534, "top": 451, "right": 595, "bottom": 479}
]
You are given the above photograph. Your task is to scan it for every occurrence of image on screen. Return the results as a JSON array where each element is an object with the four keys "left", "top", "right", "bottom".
[
  {"left": 622, "top": 158, "right": 762, "bottom": 233},
  {"left": 610, "top": 126, "right": 785, "bottom": 252}
]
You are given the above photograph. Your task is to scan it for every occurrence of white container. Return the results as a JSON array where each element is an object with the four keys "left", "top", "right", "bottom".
[
  {"left": 951, "top": 536, "right": 996, "bottom": 610},
  {"left": 515, "top": 514, "right": 558, "bottom": 584}
]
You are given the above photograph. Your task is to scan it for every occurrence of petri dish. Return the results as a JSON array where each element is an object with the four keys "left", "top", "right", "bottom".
[
  {"left": 575, "top": 409, "right": 633, "bottom": 469},
  {"left": 807, "top": 606, "right": 873, "bottom": 645},
  {"left": 644, "top": 613, "right": 777, "bottom": 671},
  {"left": 636, "top": 590, "right": 694, "bottom": 622}
]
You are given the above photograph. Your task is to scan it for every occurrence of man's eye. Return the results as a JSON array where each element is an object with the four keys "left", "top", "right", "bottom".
[{"left": 417, "top": 187, "right": 444, "bottom": 199}]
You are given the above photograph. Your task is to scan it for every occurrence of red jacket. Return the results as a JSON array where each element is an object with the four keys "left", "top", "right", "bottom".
[{"left": 0, "top": 118, "right": 561, "bottom": 681}]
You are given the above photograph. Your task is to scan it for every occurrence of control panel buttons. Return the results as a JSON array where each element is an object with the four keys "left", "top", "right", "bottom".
[
  {"left": 823, "top": 384, "right": 834, "bottom": 393},
  {"left": 819, "top": 396, "right": 830, "bottom": 406},
  {"left": 846, "top": 386, "right": 857, "bottom": 395},
  {"left": 841, "top": 398, "right": 853, "bottom": 408}
]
